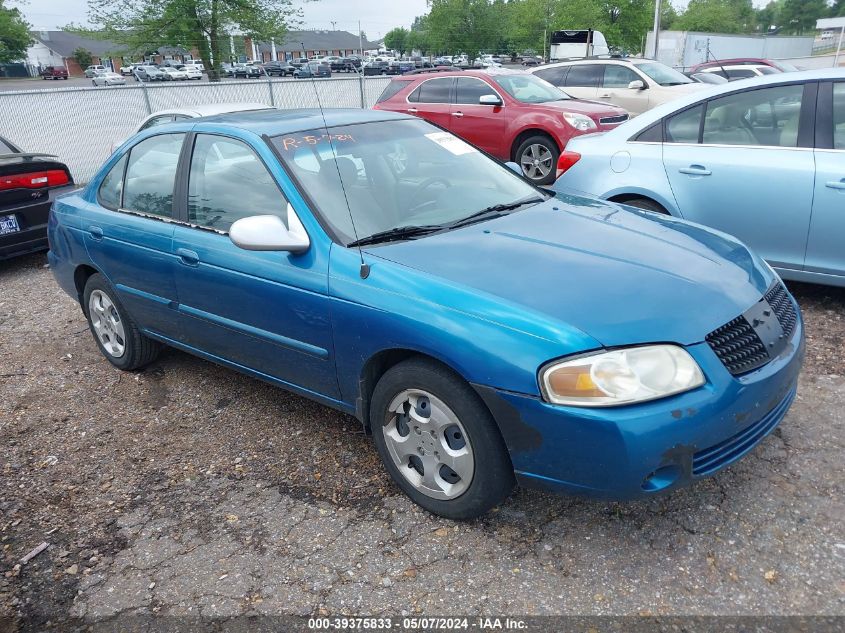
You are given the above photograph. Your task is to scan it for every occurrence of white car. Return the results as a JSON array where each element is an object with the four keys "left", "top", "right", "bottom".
[
  {"left": 530, "top": 58, "right": 708, "bottom": 117},
  {"left": 120, "top": 64, "right": 137, "bottom": 76},
  {"left": 84, "top": 64, "right": 108, "bottom": 78},
  {"left": 180, "top": 65, "right": 203, "bottom": 80},
  {"left": 182, "top": 59, "right": 205, "bottom": 72},
  {"left": 92, "top": 71, "right": 126, "bottom": 86},
  {"left": 699, "top": 64, "right": 781, "bottom": 81},
  {"left": 160, "top": 67, "right": 188, "bottom": 81}
]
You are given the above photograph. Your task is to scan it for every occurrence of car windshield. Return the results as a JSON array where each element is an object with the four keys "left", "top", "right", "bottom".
[
  {"left": 493, "top": 74, "right": 571, "bottom": 102},
  {"left": 272, "top": 118, "right": 545, "bottom": 245},
  {"left": 636, "top": 62, "right": 692, "bottom": 86},
  {"left": 771, "top": 61, "right": 799, "bottom": 72}
]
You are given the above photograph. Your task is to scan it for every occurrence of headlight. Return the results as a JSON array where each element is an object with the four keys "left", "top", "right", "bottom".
[
  {"left": 540, "top": 345, "right": 705, "bottom": 407},
  {"left": 562, "top": 112, "right": 598, "bottom": 131}
]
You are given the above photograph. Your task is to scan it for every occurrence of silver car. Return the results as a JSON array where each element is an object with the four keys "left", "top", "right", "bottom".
[{"left": 92, "top": 71, "right": 126, "bottom": 86}]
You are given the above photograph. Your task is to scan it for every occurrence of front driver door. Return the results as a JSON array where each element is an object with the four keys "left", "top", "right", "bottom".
[
  {"left": 170, "top": 132, "right": 338, "bottom": 398},
  {"left": 662, "top": 83, "right": 815, "bottom": 271},
  {"left": 599, "top": 65, "right": 651, "bottom": 116},
  {"left": 805, "top": 80, "right": 845, "bottom": 279}
]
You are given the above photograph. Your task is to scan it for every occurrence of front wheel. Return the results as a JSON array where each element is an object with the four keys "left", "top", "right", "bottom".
[
  {"left": 370, "top": 358, "right": 514, "bottom": 520},
  {"left": 83, "top": 274, "right": 161, "bottom": 371},
  {"left": 515, "top": 135, "right": 559, "bottom": 185}
]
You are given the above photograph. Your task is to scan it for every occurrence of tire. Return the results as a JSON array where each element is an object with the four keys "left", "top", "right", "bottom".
[
  {"left": 370, "top": 358, "right": 515, "bottom": 520},
  {"left": 83, "top": 274, "right": 161, "bottom": 371},
  {"left": 514, "top": 134, "right": 559, "bottom": 185},
  {"left": 616, "top": 197, "right": 668, "bottom": 214}
]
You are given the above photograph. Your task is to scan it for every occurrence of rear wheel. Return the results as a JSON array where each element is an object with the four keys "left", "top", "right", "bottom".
[
  {"left": 370, "top": 358, "right": 514, "bottom": 520},
  {"left": 515, "top": 135, "right": 559, "bottom": 185},
  {"left": 615, "top": 197, "right": 668, "bottom": 214}
]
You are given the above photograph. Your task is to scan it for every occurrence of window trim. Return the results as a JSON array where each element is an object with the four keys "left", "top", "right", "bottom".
[
  {"left": 453, "top": 76, "right": 505, "bottom": 106},
  {"left": 562, "top": 63, "right": 604, "bottom": 89},
  {"left": 405, "top": 76, "right": 455, "bottom": 105},
  {"left": 815, "top": 80, "right": 835, "bottom": 150},
  {"left": 96, "top": 153, "right": 129, "bottom": 211},
  {"left": 600, "top": 63, "right": 642, "bottom": 89}
]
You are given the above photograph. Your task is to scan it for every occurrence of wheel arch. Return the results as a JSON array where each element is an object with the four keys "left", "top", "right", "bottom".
[
  {"left": 509, "top": 128, "right": 561, "bottom": 162},
  {"left": 73, "top": 263, "right": 101, "bottom": 308},
  {"left": 606, "top": 189, "right": 680, "bottom": 217}
]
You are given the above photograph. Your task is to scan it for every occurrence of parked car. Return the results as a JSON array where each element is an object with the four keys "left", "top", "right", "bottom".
[
  {"left": 521, "top": 56, "right": 543, "bottom": 67},
  {"left": 389, "top": 60, "right": 416, "bottom": 75},
  {"left": 160, "top": 66, "right": 189, "bottom": 81},
  {"left": 181, "top": 59, "right": 205, "bottom": 72},
  {"left": 688, "top": 72, "right": 729, "bottom": 85},
  {"left": 530, "top": 58, "right": 708, "bottom": 116},
  {"left": 178, "top": 65, "right": 203, "bottom": 80},
  {"left": 124, "top": 103, "right": 273, "bottom": 137},
  {"left": 39, "top": 66, "right": 68, "bottom": 80},
  {"left": 294, "top": 62, "right": 331, "bottom": 79},
  {"left": 134, "top": 65, "right": 167, "bottom": 82},
  {"left": 232, "top": 63, "right": 264, "bottom": 78},
  {"left": 342, "top": 56, "right": 362, "bottom": 71},
  {"left": 120, "top": 64, "right": 137, "bottom": 76},
  {"left": 92, "top": 71, "right": 127, "bottom": 86},
  {"left": 689, "top": 58, "right": 800, "bottom": 75},
  {"left": 373, "top": 68, "right": 629, "bottom": 184},
  {"left": 362, "top": 60, "right": 390, "bottom": 76},
  {"left": 1, "top": 135, "right": 74, "bottom": 260},
  {"left": 290, "top": 58, "right": 309, "bottom": 69},
  {"left": 47, "top": 108, "right": 804, "bottom": 519},
  {"left": 262, "top": 61, "right": 294, "bottom": 77},
  {"left": 84, "top": 65, "right": 108, "bottom": 78},
  {"left": 697, "top": 63, "right": 781, "bottom": 81},
  {"left": 553, "top": 68, "right": 845, "bottom": 287}
]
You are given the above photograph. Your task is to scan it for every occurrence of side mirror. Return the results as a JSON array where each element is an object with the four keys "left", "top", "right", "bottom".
[
  {"left": 479, "top": 94, "right": 503, "bottom": 106},
  {"left": 229, "top": 206, "right": 310, "bottom": 253},
  {"left": 628, "top": 80, "right": 646, "bottom": 90},
  {"left": 505, "top": 161, "right": 522, "bottom": 175}
]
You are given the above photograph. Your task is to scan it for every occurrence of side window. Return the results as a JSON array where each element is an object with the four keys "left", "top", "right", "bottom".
[
  {"left": 98, "top": 155, "right": 127, "bottom": 210},
  {"left": 140, "top": 115, "right": 173, "bottom": 131},
  {"left": 564, "top": 65, "right": 602, "bottom": 88},
  {"left": 666, "top": 104, "right": 703, "bottom": 143},
  {"left": 377, "top": 80, "right": 413, "bottom": 103},
  {"left": 633, "top": 122, "right": 663, "bottom": 142},
  {"left": 188, "top": 135, "right": 287, "bottom": 232},
  {"left": 123, "top": 133, "right": 184, "bottom": 217},
  {"left": 834, "top": 83, "right": 845, "bottom": 150},
  {"left": 455, "top": 77, "right": 496, "bottom": 104},
  {"left": 602, "top": 65, "right": 639, "bottom": 88},
  {"left": 416, "top": 77, "right": 453, "bottom": 103},
  {"left": 703, "top": 84, "right": 804, "bottom": 147},
  {"left": 534, "top": 66, "right": 568, "bottom": 85}
]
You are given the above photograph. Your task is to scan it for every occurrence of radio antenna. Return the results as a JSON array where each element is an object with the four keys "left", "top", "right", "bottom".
[{"left": 300, "top": 43, "right": 370, "bottom": 279}]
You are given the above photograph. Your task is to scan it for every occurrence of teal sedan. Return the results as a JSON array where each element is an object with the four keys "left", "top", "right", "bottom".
[{"left": 554, "top": 69, "right": 845, "bottom": 287}]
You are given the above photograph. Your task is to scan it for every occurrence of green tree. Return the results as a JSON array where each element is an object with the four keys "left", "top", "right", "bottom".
[
  {"left": 755, "top": 0, "right": 780, "bottom": 32},
  {"left": 384, "top": 27, "right": 409, "bottom": 55},
  {"left": 778, "top": 0, "right": 827, "bottom": 33},
  {"left": 0, "top": 0, "right": 31, "bottom": 63},
  {"left": 426, "top": 0, "right": 498, "bottom": 61},
  {"left": 74, "top": 0, "right": 298, "bottom": 81},
  {"left": 73, "top": 47, "right": 93, "bottom": 68},
  {"left": 675, "top": 0, "right": 745, "bottom": 33}
]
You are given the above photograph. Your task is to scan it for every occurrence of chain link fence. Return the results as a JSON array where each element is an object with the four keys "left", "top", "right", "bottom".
[{"left": 0, "top": 76, "right": 392, "bottom": 183}]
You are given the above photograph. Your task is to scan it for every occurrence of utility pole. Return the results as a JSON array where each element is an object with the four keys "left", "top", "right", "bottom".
[
  {"left": 331, "top": 21, "right": 337, "bottom": 30},
  {"left": 359, "top": 20, "right": 363, "bottom": 56},
  {"left": 651, "top": 0, "right": 661, "bottom": 59}
]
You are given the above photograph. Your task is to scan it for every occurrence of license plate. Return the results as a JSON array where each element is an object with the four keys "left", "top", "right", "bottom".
[{"left": 0, "top": 214, "right": 20, "bottom": 235}]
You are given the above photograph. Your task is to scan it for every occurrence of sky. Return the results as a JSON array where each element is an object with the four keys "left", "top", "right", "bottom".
[{"left": 21, "top": 0, "right": 430, "bottom": 40}]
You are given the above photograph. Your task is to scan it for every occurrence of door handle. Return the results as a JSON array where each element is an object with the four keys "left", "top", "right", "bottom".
[
  {"left": 679, "top": 165, "right": 712, "bottom": 176},
  {"left": 87, "top": 225, "right": 104, "bottom": 240},
  {"left": 825, "top": 180, "right": 845, "bottom": 190},
  {"left": 452, "top": 111, "right": 464, "bottom": 118},
  {"left": 407, "top": 108, "right": 418, "bottom": 114},
  {"left": 176, "top": 248, "right": 199, "bottom": 266}
]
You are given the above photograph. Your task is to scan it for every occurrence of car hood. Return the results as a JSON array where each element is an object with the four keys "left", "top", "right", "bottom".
[
  {"left": 530, "top": 98, "right": 626, "bottom": 117},
  {"left": 366, "top": 194, "right": 773, "bottom": 347}
]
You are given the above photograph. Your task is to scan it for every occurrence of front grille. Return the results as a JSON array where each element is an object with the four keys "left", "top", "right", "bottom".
[
  {"left": 692, "top": 387, "right": 795, "bottom": 476},
  {"left": 706, "top": 316, "right": 769, "bottom": 375},
  {"left": 765, "top": 283, "right": 797, "bottom": 339},
  {"left": 600, "top": 114, "right": 629, "bottom": 125}
]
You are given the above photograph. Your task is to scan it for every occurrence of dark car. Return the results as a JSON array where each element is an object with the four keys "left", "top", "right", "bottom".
[
  {"left": 342, "top": 56, "right": 362, "bottom": 71},
  {"left": 262, "top": 61, "right": 294, "bottom": 77},
  {"left": 294, "top": 62, "right": 331, "bottom": 79},
  {"left": 363, "top": 60, "right": 390, "bottom": 76},
  {"left": 390, "top": 60, "right": 416, "bottom": 75},
  {"left": 1, "top": 136, "right": 74, "bottom": 260},
  {"left": 39, "top": 66, "right": 68, "bottom": 80},
  {"left": 232, "top": 63, "right": 264, "bottom": 78},
  {"left": 521, "top": 56, "right": 543, "bottom": 67},
  {"left": 133, "top": 65, "right": 167, "bottom": 82},
  {"left": 290, "top": 58, "right": 309, "bottom": 69}
]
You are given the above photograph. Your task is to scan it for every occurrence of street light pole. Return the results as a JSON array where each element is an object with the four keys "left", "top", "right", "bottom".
[{"left": 651, "top": 0, "right": 662, "bottom": 59}]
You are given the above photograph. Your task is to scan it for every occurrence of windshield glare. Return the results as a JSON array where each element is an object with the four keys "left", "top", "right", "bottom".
[
  {"left": 636, "top": 62, "right": 693, "bottom": 86},
  {"left": 273, "top": 119, "right": 542, "bottom": 245},
  {"left": 495, "top": 74, "right": 571, "bottom": 103}
]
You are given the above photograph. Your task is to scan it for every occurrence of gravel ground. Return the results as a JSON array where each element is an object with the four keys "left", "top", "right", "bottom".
[{"left": 1, "top": 252, "right": 843, "bottom": 629}]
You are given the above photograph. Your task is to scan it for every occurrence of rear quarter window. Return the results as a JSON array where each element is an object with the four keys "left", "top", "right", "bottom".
[{"left": 377, "top": 80, "right": 414, "bottom": 104}]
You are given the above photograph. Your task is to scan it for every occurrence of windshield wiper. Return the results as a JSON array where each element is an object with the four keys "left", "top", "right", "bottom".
[
  {"left": 447, "top": 197, "right": 545, "bottom": 230},
  {"left": 347, "top": 225, "right": 444, "bottom": 247}
]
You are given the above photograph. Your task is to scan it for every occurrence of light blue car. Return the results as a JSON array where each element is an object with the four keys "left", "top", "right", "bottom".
[{"left": 554, "top": 68, "right": 845, "bottom": 287}]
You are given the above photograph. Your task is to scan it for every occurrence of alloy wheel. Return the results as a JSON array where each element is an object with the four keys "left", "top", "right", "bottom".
[
  {"left": 519, "top": 143, "right": 553, "bottom": 181},
  {"left": 88, "top": 290, "right": 126, "bottom": 358}
]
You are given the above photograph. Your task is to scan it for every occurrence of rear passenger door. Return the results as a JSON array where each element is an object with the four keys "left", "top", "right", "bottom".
[
  {"left": 662, "top": 83, "right": 815, "bottom": 271},
  {"left": 406, "top": 77, "right": 454, "bottom": 129},
  {"left": 170, "top": 133, "right": 338, "bottom": 397},
  {"left": 561, "top": 64, "right": 602, "bottom": 101},
  {"left": 805, "top": 80, "right": 845, "bottom": 278}
]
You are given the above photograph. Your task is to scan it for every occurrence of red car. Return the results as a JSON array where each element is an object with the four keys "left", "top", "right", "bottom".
[
  {"left": 373, "top": 69, "right": 628, "bottom": 184},
  {"left": 39, "top": 66, "right": 69, "bottom": 80}
]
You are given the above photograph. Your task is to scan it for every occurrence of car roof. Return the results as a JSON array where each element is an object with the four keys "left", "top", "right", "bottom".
[
  {"left": 608, "top": 67, "right": 845, "bottom": 134},
  {"left": 145, "top": 102, "right": 273, "bottom": 119},
  {"left": 392, "top": 68, "right": 528, "bottom": 81},
  {"left": 194, "top": 107, "right": 414, "bottom": 136}
]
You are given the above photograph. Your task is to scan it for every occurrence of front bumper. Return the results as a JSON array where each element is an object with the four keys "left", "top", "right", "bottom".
[{"left": 474, "top": 300, "right": 805, "bottom": 500}]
